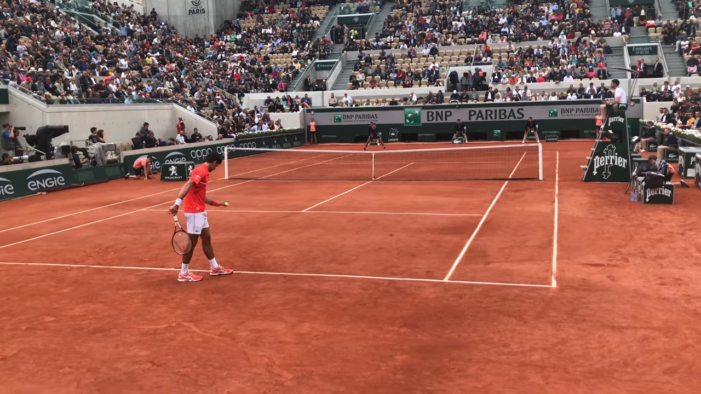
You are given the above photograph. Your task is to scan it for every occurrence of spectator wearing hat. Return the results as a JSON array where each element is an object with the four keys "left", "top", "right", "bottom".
[{"left": 449, "top": 90, "right": 460, "bottom": 104}]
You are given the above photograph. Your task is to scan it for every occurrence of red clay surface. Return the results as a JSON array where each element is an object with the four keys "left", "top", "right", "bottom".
[{"left": 1, "top": 141, "right": 701, "bottom": 392}]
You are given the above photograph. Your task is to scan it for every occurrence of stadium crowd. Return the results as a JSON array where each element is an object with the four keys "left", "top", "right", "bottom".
[
  {"left": 0, "top": 0, "right": 326, "bottom": 136},
  {"left": 344, "top": 0, "right": 624, "bottom": 52}
]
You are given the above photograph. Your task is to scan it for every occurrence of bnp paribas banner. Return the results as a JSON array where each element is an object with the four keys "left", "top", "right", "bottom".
[{"left": 311, "top": 101, "right": 642, "bottom": 126}]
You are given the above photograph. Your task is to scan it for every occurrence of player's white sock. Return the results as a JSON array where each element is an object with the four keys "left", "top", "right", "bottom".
[
  {"left": 180, "top": 264, "right": 189, "bottom": 275},
  {"left": 209, "top": 258, "right": 219, "bottom": 269}
]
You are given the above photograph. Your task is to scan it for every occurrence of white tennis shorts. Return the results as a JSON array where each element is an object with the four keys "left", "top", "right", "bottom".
[{"left": 184, "top": 211, "right": 209, "bottom": 235}]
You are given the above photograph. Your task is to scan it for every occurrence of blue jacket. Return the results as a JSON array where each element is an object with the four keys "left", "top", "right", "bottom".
[{"left": 642, "top": 126, "right": 656, "bottom": 139}]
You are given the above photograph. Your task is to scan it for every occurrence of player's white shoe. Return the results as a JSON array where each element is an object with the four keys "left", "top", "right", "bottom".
[
  {"left": 178, "top": 271, "right": 203, "bottom": 282},
  {"left": 210, "top": 266, "right": 234, "bottom": 276}
]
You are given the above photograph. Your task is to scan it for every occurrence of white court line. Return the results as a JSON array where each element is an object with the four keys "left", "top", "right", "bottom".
[
  {"left": 0, "top": 187, "right": 181, "bottom": 234},
  {"left": 0, "top": 156, "right": 328, "bottom": 235},
  {"left": 0, "top": 261, "right": 553, "bottom": 288},
  {"left": 443, "top": 152, "right": 527, "bottom": 281},
  {"left": 302, "top": 163, "right": 414, "bottom": 212},
  {"left": 551, "top": 152, "right": 559, "bottom": 288},
  {"left": 0, "top": 155, "right": 353, "bottom": 250},
  {"left": 142, "top": 209, "right": 481, "bottom": 217}
]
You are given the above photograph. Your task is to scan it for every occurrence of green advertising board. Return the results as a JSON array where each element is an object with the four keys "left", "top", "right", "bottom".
[
  {"left": 122, "top": 132, "right": 305, "bottom": 175},
  {"left": 309, "top": 100, "right": 642, "bottom": 143},
  {"left": 337, "top": 13, "right": 373, "bottom": 25},
  {"left": 315, "top": 60, "right": 337, "bottom": 71},
  {"left": 0, "top": 162, "right": 76, "bottom": 200},
  {"left": 0, "top": 86, "right": 9, "bottom": 105},
  {"left": 161, "top": 161, "right": 194, "bottom": 182},
  {"left": 627, "top": 45, "right": 658, "bottom": 56},
  {"left": 583, "top": 143, "right": 632, "bottom": 182}
]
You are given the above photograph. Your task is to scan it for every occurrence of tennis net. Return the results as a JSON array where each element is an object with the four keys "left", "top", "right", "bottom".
[{"left": 224, "top": 144, "right": 542, "bottom": 181}]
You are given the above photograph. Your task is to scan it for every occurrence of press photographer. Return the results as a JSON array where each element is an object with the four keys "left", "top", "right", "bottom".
[{"left": 1, "top": 124, "right": 27, "bottom": 157}]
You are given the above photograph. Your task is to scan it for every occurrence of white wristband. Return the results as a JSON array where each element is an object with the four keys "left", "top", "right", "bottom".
[{"left": 174, "top": 198, "right": 182, "bottom": 206}]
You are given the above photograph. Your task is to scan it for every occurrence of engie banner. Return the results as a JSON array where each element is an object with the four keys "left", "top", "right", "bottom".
[
  {"left": 122, "top": 132, "right": 305, "bottom": 174},
  {"left": 0, "top": 162, "right": 75, "bottom": 201}
]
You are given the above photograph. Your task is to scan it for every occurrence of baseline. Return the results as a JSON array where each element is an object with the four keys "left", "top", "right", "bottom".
[
  {"left": 142, "top": 209, "right": 482, "bottom": 217},
  {"left": 0, "top": 261, "right": 553, "bottom": 288}
]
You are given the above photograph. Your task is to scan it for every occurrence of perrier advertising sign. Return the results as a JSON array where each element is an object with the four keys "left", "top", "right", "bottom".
[{"left": 583, "top": 143, "right": 631, "bottom": 182}]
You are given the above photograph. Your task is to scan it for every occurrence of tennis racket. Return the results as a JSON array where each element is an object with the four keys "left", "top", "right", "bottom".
[{"left": 171, "top": 216, "right": 192, "bottom": 255}]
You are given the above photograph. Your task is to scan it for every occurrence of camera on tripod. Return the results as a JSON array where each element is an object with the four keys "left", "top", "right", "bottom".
[{"left": 22, "top": 125, "right": 70, "bottom": 160}]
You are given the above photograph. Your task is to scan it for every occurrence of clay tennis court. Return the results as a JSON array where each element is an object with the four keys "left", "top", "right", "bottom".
[{"left": 1, "top": 141, "right": 701, "bottom": 392}]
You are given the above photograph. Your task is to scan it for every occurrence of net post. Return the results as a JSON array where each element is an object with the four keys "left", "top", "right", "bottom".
[
  {"left": 224, "top": 146, "right": 229, "bottom": 180},
  {"left": 538, "top": 142, "right": 543, "bottom": 181},
  {"left": 372, "top": 152, "right": 375, "bottom": 180}
]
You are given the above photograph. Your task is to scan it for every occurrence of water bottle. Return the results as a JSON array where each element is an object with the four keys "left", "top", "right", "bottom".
[{"left": 631, "top": 189, "right": 638, "bottom": 202}]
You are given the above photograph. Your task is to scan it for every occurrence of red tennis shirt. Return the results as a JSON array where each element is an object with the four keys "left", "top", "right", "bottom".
[{"left": 184, "top": 163, "right": 209, "bottom": 213}]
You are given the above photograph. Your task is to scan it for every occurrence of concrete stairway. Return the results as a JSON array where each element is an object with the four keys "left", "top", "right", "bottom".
[
  {"left": 659, "top": 0, "right": 680, "bottom": 21},
  {"left": 662, "top": 45, "right": 687, "bottom": 77},
  {"left": 589, "top": 0, "right": 609, "bottom": 22},
  {"left": 365, "top": 3, "right": 393, "bottom": 39},
  {"left": 331, "top": 58, "right": 356, "bottom": 90},
  {"left": 606, "top": 47, "right": 629, "bottom": 79}
]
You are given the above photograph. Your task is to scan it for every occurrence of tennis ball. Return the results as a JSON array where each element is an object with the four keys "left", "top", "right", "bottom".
[{"left": 224, "top": 202, "right": 230, "bottom": 206}]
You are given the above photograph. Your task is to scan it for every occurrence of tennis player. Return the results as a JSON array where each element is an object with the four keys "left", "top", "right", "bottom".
[
  {"left": 363, "top": 122, "right": 386, "bottom": 150},
  {"left": 168, "top": 152, "right": 233, "bottom": 282},
  {"left": 124, "top": 155, "right": 156, "bottom": 180}
]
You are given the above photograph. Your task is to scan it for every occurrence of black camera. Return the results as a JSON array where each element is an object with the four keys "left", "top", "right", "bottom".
[{"left": 14, "top": 126, "right": 26, "bottom": 131}]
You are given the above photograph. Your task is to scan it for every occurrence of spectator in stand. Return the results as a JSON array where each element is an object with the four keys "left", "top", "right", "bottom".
[
  {"left": 96, "top": 129, "right": 106, "bottom": 144},
  {"left": 176, "top": 117, "right": 187, "bottom": 141},
  {"left": 301, "top": 94, "right": 312, "bottom": 108},
  {"left": 88, "top": 127, "right": 99, "bottom": 145},
  {"left": 139, "top": 123, "right": 151, "bottom": 139},
  {"left": 143, "top": 131, "right": 157, "bottom": 148},
  {"left": 70, "top": 146, "right": 89, "bottom": 169},
  {"left": 191, "top": 128, "right": 204, "bottom": 143},
  {"left": 328, "top": 93, "right": 338, "bottom": 107},
  {"left": 132, "top": 132, "right": 144, "bottom": 150}
]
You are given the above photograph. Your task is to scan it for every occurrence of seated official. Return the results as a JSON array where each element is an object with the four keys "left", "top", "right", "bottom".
[
  {"left": 647, "top": 154, "right": 675, "bottom": 182},
  {"left": 656, "top": 127, "right": 679, "bottom": 159},
  {"left": 600, "top": 79, "right": 627, "bottom": 119},
  {"left": 639, "top": 121, "right": 657, "bottom": 151}
]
